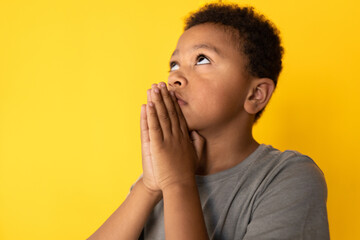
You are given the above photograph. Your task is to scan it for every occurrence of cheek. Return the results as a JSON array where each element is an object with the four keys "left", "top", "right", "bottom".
[
  {"left": 192, "top": 89, "right": 230, "bottom": 119},
  {"left": 182, "top": 83, "right": 245, "bottom": 130},
  {"left": 198, "top": 87, "right": 243, "bottom": 118}
]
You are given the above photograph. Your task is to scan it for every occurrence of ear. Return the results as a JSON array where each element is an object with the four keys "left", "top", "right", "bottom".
[{"left": 244, "top": 78, "right": 275, "bottom": 115}]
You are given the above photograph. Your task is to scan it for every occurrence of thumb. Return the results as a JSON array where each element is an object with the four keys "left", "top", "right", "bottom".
[{"left": 190, "top": 131, "right": 205, "bottom": 160}]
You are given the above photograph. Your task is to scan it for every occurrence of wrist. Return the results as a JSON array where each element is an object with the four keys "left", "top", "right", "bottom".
[
  {"left": 135, "top": 178, "right": 163, "bottom": 202},
  {"left": 161, "top": 176, "right": 197, "bottom": 193}
]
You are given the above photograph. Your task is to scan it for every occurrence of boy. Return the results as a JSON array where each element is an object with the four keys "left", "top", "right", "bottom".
[{"left": 88, "top": 3, "right": 329, "bottom": 240}]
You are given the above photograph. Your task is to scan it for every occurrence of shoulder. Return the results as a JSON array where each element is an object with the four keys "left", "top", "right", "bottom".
[
  {"left": 271, "top": 147, "right": 327, "bottom": 195},
  {"left": 243, "top": 145, "right": 330, "bottom": 239},
  {"left": 249, "top": 145, "right": 327, "bottom": 215},
  {"left": 236, "top": 144, "right": 328, "bottom": 202},
  {"left": 254, "top": 144, "right": 327, "bottom": 194}
]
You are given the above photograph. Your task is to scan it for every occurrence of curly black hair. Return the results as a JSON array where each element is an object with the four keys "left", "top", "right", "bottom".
[{"left": 184, "top": 2, "right": 284, "bottom": 123}]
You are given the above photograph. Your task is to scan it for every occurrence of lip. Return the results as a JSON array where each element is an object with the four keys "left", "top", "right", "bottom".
[{"left": 174, "top": 92, "right": 187, "bottom": 105}]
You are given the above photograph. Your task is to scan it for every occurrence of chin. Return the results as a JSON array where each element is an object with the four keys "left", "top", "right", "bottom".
[
  {"left": 182, "top": 114, "right": 205, "bottom": 132},
  {"left": 187, "top": 126, "right": 195, "bottom": 132},
  {"left": 185, "top": 120, "right": 203, "bottom": 132}
]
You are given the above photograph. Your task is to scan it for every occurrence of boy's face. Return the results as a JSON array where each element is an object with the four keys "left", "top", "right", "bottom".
[{"left": 168, "top": 23, "right": 252, "bottom": 132}]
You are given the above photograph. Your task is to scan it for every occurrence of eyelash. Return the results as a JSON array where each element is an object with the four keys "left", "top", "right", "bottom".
[
  {"left": 196, "top": 54, "right": 210, "bottom": 64},
  {"left": 168, "top": 53, "right": 210, "bottom": 72}
]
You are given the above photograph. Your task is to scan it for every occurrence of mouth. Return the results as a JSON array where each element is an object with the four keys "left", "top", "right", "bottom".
[{"left": 174, "top": 92, "right": 187, "bottom": 105}]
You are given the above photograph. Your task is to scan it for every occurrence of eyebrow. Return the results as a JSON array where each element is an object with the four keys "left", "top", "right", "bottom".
[{"left": 171, "top": 43, "right": 222, "bottom": 58}]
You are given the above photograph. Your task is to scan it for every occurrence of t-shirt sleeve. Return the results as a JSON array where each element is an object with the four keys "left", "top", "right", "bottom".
[{"left": 243, "top": 156, "right": 330, "bottom": 240}]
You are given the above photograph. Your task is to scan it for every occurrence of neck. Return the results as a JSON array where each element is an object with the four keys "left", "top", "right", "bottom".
[{"left": 195, "top": 114, "right": 259, "bottom": 176}]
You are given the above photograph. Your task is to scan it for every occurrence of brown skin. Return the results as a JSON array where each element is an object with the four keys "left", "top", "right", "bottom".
[
  {"left": 167, "top": 23, "right": 275, "bottom": 175},
  {"left": 87, "top": 178, "right": 162, "bottom": 240},
  {"left": 145, "top": 82, "right": 209, "bottom": 239},
  {"left": 87, "top": 23, "right": 275, "bottom": 240}
]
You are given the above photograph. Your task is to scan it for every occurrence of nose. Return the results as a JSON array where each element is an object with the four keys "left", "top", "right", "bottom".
[{"left": 167, "top": 72, "right": 188, "bottom": 91}]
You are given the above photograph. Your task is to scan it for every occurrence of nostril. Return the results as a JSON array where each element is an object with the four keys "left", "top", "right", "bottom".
[{"left": 175, "top": 81, "right": 182, "bottom": 86}]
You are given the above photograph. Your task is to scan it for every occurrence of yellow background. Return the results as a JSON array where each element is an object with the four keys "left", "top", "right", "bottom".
[{"left": 1, "top": 0, "right": 359, "bottom": 239}]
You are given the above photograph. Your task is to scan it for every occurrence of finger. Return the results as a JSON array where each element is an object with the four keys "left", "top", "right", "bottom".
[
  {"left": 190, "top": 131, "right": 205, "bottom": 160},
  {"left": 147, "top": 90, "right": 163, "bottom": 143},
  {"left": 140, "top": 104, "right": 152, "bottom": 159},
  {"left": 147, "top": 88, "right": 152, "bottom": 105},
  {"left": 159, "top": 82, "right": 180, "bottom": 137},
  {"left": 145, "top": 88, "right": 153, "bottom": 142},
  {"left": 169, "top": 89, "right": 189, "bottom": 136},
  {"left": 151, "top": 84, "right": 172, "bottom": 139},
  {"left": 140, "top": 103, "right": 150, "bottom": 144}
]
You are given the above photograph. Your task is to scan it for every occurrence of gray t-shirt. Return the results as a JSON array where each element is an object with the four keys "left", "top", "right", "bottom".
[{"left": 133, "top": 143, "right": 329, "bottom": 239}]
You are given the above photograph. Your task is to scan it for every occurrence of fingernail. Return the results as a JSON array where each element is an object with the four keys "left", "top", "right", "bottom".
[
  {"left": 154, "top": 88, "right": 160, "bottom": 93},
  {"left": 159, "top": 82, "right": 166, "bottom": 88},
  {"left": 170, "top": 91, "right": 175, "bottom": 96}
]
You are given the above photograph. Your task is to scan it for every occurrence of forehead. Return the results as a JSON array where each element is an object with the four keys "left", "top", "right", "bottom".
[{"left": 172, "top": 23, "right": 240, "bottom": 57}]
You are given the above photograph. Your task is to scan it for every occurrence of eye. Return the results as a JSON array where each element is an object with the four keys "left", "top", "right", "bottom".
[
  {"left": 169, "top": 61, "right": 179, "bottom": 72},
  {"left": 196, "top": 54, "right": 210, "bottom": 65}
]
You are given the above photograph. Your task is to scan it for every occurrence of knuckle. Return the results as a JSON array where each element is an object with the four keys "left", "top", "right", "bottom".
[
  {"left": 168, "top": 110, "right": 177, "bottom": 118},
  {"left": 159, "top": 112, "right": 170, "bottom": 121},
  {"left": 150, "top": 124, "right": 161, "bottom": 132},
  {"left": 152, "top": 93, "right": 160, "bottom": 100},
  {"left": 149, "top": 111, "right": 157, "bottom": 117},
  {"left": 162, "top": 93, "right": 171, "bottom": 101}
]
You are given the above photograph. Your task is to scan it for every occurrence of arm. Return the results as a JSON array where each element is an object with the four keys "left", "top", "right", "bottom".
[
  {"left": 87, "top": 178, "right": 162, "bottom": 240},
  {"left": 88, "top": 87, "right": 163, "bottom": 240},
  {"left": 163, "top": 179, "right": 209, "bottom": 240}
]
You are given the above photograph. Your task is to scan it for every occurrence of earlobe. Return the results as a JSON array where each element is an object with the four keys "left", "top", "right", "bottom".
[{"left": 244, "top": 78, "right": 275, "bottom": 115}]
